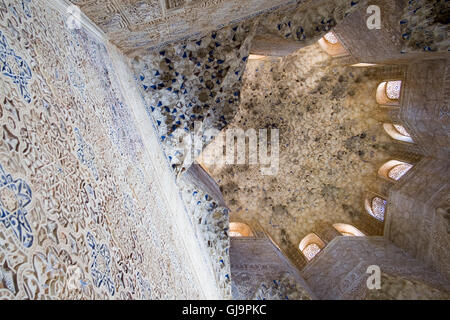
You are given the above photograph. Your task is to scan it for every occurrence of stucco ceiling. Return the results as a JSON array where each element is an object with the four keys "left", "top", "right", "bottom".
[{"left": 70, "top": 0, "right": 298, "bottom": 56}]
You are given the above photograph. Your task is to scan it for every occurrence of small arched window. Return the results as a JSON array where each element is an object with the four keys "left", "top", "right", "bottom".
[
  {"left": 333, "top": 223, "right": 365, "bottom": 237},
  {"left": 318, "top": 31, "right": 349, "bottom": 57},
  {"left": 376, "top": 80, "right": 402, "bottom": 105},
  {"left": 351, "top": 63, "right": 378, "bottom": 67},
  {"left": 229, "top": 222, "right": 254, "bottom": 237},
  {"left": 248, "top": 54, "right": 268, "bottom": 61},
  {"left": 365, "top": 196, "right": 387, "bottom": 221},
  {"left": 383, "top": 123, "right": 414, "bottom": 143},
  {"left": 299, "top": 233, "right": 325, "bottom": 261},
  {"left": 378, "top": 160, "right": 413, "bottom": 181}
]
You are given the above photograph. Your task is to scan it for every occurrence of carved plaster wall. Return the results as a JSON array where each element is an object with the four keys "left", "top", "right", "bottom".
[
  {"left": 230, "top": 237, "right": 315, "bottom": 300},
  {"left": 385, "top": 158, "right": 449, "bottom": 282},
  {"left": 399, "top": 59, "right": 449, "bottom": 160},
  {"left": 301, "top": 237, "right": 450, "bottom": 300},
  {"left": 0, "top": 0, "right": 222, "bottom": 299},
  {"left": 382, "top": 58, "right": 449, "bottom": 283},
  {"left": 365, "top": 272, "right": 450, "bottom": 300}
]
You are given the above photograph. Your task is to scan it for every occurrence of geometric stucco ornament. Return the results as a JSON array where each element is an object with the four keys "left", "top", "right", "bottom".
[
  {"left": 0, "top": 31, "right": 33, "bottom": 103},
  {"left": 0, "top": 163, "right": 33, "bottom": 248}
]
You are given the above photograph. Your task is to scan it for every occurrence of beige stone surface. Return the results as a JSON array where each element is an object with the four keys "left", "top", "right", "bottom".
[
  {"left": 302, "top": 237, "right": 450, "bottom": 299},
  {"left": 230, "top": 237, "right": 315, "bottom": 300},
  {"left": 385, "top": 158, "right": 450, "bottom": 282}
]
